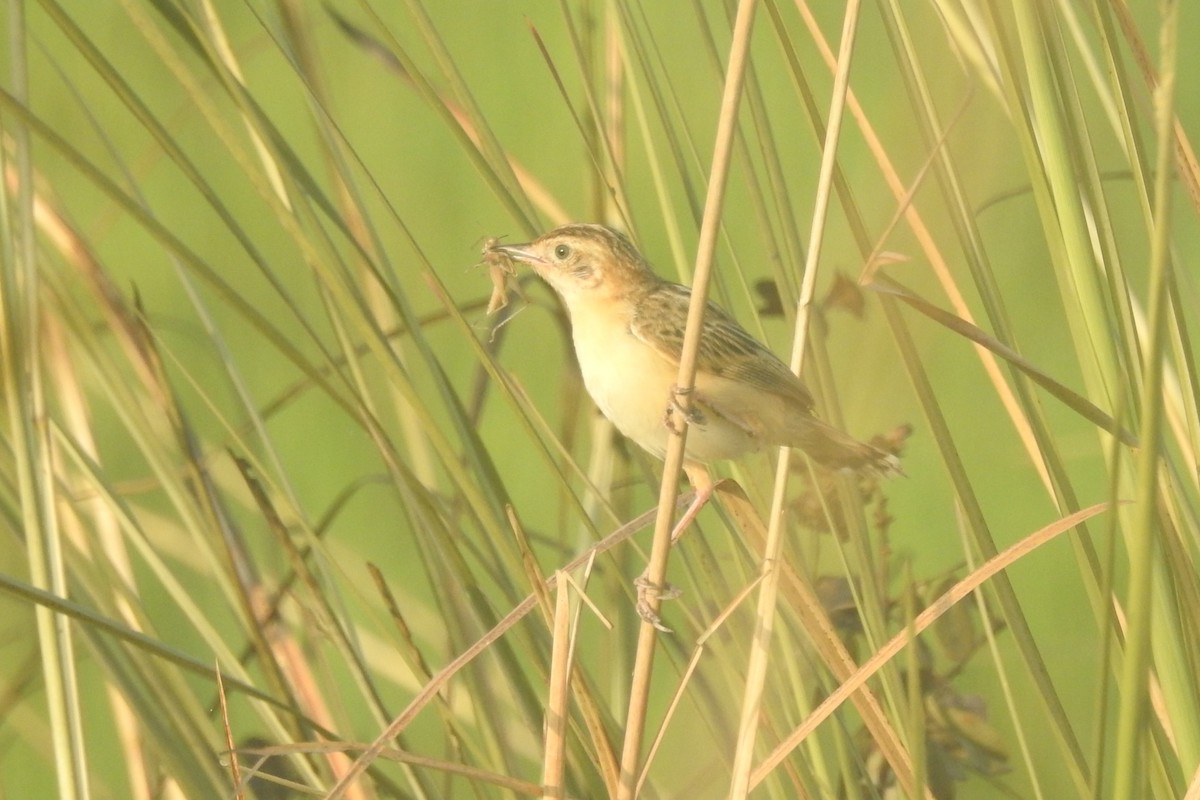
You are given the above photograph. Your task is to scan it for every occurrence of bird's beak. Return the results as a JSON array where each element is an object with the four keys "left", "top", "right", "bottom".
[{"left": 490, "top": 243, "right": 545, "bottom": 264}]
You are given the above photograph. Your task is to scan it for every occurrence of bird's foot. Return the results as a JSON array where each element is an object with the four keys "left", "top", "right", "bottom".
[
  {"left": 664, "top": 385, "right": 706, "bottom": 433},
  {"left": 633, "top": 573, "right": 683, "bottom": 633}
]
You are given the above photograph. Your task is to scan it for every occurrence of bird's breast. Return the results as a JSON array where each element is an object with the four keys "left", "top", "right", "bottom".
[
  {"left": 568, "top": 304, "right": 763, "bottom": 463},
  {"left": 571, "top": 308, "right": 676, "bottom": 458}
]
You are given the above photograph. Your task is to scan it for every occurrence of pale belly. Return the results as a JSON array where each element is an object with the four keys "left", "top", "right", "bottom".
[{"left": 572, "top": 319, "right": 762, "bottom": 464}]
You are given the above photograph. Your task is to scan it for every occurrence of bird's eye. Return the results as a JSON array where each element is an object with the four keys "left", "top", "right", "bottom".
[{"left": 554, "top": 244, "right": 571, "bottom": 260}]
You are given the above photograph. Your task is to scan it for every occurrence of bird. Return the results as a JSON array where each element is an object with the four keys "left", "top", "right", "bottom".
[
  {"left": 490, "top": 220, "right": 896, "bottom": 477},
  {"left": 489, "top": 223, "right": 899, "bottom": 628}
]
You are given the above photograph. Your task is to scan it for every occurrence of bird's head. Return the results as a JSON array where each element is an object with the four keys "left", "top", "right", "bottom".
[{"left": 490, "top": 223, "right": 655, "bottom": 308}]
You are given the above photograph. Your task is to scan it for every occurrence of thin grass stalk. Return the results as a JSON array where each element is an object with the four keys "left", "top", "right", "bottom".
[
  {"left": 881, "top": 274, "right": 1094, "bottom": 795},
  {"left": 956, "top": 513, "right": 1047, "bottom": 800},
  {"left": 600, "top": 1, "right": 627, "bottom": 228},
  {"left": 45, "top": 320, "right": 151, "bottom": 800},
  {"left": 325, "top": 7, "right": 571, "bottom": 228},
  {"left": 18, "top": 5, "right": 547, "bottom": 797},
  {"left": 130, "top": 4, "right": 537, "bottom": 596},
  {"left": 234, "top": 463, "right": 384, "bottom": 800},
  {"left": 900, "top": 575, "right": 929, "bottom": 798},
  {"left": 883, "top": 3, "right": 1116, "bottom": 790},
  {"left": 996, "top": 0, "right": 1152, "bottom": 681},
  {"left": 365, "top": 564, "right": 482, "bottom": 788},
  {"left": 277, "top": 5, "right": 445, "bottom": 495},
  {"left": 36, "top": 17, "right": 388, "bottom": 786},
  {"left": 1008, "top": 0, "right": 1125, "bottom": 406},
  {"left": 514, "top": 509, "right": 620, "bottom": 797},
  {"left": 34, "top": 6, "right": 549, "bottom": 791},
  {"left": 348, "top": 1, "right": 540, "bottom": 233},
  {"left": 637, "top": 572, "right": 764, "bottom": 795},
  {"left": 544, "top": 0, "right": 632, "bottom": 230},
  {"left": 874, "top": 0, "right": 1057, "bottom": 488},
  {"left": 781, "top": 173, "right": 905, "bottom": 760},
  {"left": 1009, "top": 0, "right": 1197, "bottom": 784},
  {"left": 31, "top": 41, "right": 288, "bottom": 775},
  {"left": 2, "top": 6, "right": 89, "bottom": 796},
  {"left": 541, "top": 573, "right": 572, "bottom": 799},
  {"left": 1112, "top": 3, "right": 1180, "bottom": 796},
  {"left": 37, "top": 4, "right": 350, "bottom": 568},
  {"left": 615, "top": 2, "right": 758, "bottom": 795},
  {"left": 248, "top": 212, "right": 567, "bottom": 787},
  {"left": 74, "top": 625, "right": 228, "bottom": 795},
  {"left": 999, "top": 7, "right": 1177, "bottom": 718},
  {"left": 52, "top": 437, "right": 321, "bottom": 790},
  {"left": 402, "top": 0, "right": 543, "bottom": 226},
  {"left": 48, "top": 247, "right": 355, "bottom": 791},
  {"left": 198, "top": 0, "right": 290, "bottom": 207},
  {"left": 886, "top": 280, "right": 1093, "bottom": 797},
  {"left": 376, "top": 296, "right": 619, "bottom": 786},
  {"left": 677, "top": 3, "right": 759, "bottom": 317},
  {"left": 767, "top": 4, "right": 952, "bottom": 610},
  {"left": 716, "top": 482, "right": 915, "bottom": 795},
  {"left": 657, "top": 1, "right": 916, "bottom": 786},
  {"left": 322, "top": 501, "right": 672, "bottom": 799},
  {"left": 737, "top": 65, "right": 804, "bottom": 319},
  {"left": 750, "top": 495, "right": 1113, "bottom": 786},
  {"left": 611, "top": 2, "right": 699, "bottom": 274},
  {"left": 0, "top": 569, "right": 297, "bottom": 710},
  {"left": 164, "top": 15, "right": 399, "bottom": 768},
  {"left": 1, "top": 35, "right": 352, "bottom": 416},
  {"left": 725, "top": 3, "right": 917, "bottom": 798}
]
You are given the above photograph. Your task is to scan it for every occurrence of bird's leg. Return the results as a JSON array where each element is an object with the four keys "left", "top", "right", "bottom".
[
  {"left": 633, "top": 465, "right": 717, "bottom": 632},
  {"left": 672, "top": 464, "right": 716, "bottom": 543},
  {"left": 634, "top": 575, "right": 682, "bottom": 632},
  {"left": 663, "top": 384, "right": 706, "bottom": 434}
]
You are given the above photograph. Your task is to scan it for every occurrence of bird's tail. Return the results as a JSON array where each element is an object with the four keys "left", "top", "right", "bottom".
[{"left": 788, "top": 416, "right": 902, "bottom": 477}]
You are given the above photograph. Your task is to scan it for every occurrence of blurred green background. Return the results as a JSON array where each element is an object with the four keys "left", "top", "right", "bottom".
[{"left": 3, "top": 2, "right": 1198, "bottom": 798}]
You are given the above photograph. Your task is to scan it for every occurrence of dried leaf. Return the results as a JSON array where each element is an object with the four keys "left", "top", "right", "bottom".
[
  {"left": 823, "top": 271, "right": 865, "bottom": 317},
  {"left": 753, "top": 278, "right": 785, "bottom": 317}
]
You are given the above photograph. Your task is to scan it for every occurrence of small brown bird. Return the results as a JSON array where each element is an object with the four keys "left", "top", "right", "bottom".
[{"left": 490, "top": 224, "right": 897, "bottom": 518}]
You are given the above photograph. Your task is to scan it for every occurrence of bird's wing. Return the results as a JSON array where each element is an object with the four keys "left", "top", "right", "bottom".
[{"left": 630, "top": 282, "right": 815, "bottom": 412}]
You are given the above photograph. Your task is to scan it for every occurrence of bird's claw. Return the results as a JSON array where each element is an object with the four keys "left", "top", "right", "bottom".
[
  {"left": 664, "top": 385, "right": 706, "bottom": 433},
  {"left": 634, "top": 573, "right": 683, "bottom": 633}
]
